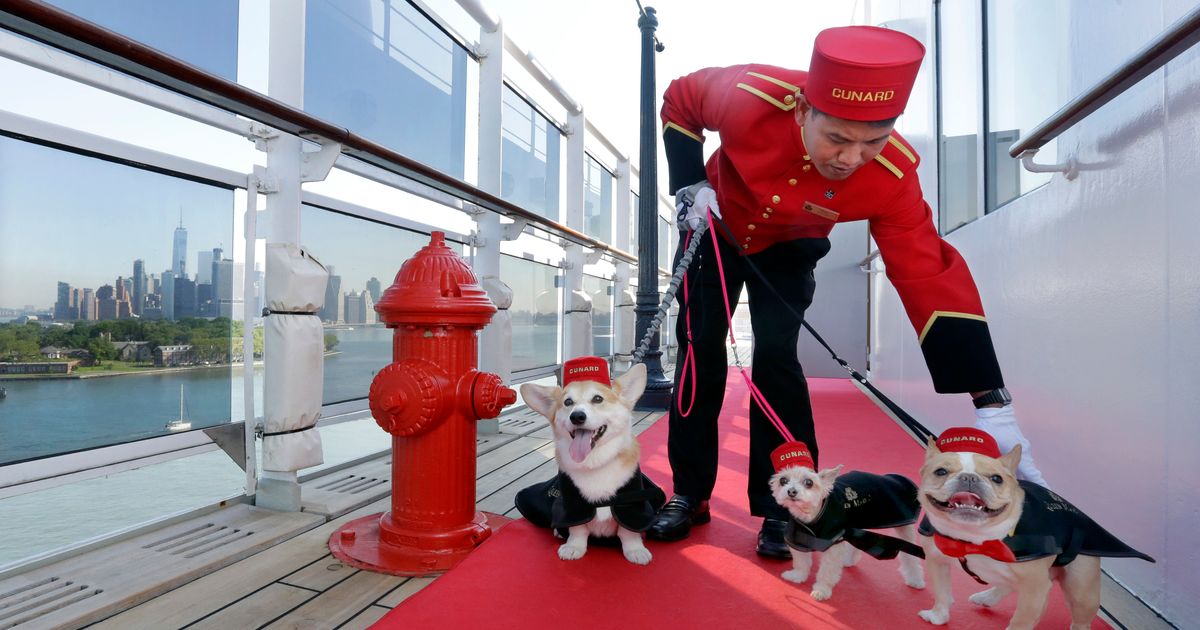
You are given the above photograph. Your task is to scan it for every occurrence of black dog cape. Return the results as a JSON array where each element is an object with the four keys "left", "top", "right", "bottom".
[
  {"left": 919, "top": 480, "right": 1156, "bottom": 566},
  {"left": 784, "top": 471, "right": 923, "bottom": 559},
  {"left": 515, "top": 468, "right": 666, "bottom": 534}
]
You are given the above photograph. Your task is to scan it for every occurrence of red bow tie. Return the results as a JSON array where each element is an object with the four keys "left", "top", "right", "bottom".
[{"left": 933, "top": 534, "right": 1017, "bottom": 563}]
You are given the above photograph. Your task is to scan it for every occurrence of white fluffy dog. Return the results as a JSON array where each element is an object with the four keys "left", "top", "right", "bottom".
[{"left": 769, "top": 441, "right": 925, "bottom": 601}]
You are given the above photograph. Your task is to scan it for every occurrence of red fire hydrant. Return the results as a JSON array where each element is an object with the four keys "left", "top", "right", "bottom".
[{"left": 329, "top": 231, "right": 516, "bottom": 575}]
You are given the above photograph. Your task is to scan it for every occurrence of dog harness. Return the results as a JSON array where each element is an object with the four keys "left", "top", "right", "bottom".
[
  {"left": 515, "top": 468, "right": 667, "bottom": 533},
  {"left": 783, "top": 471, "right": 923, "bottom": 559},
  {"left": 919, "top": 480, "right": 1155, "bottom": 583}
]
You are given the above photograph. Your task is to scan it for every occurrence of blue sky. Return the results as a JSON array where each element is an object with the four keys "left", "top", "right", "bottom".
[{"left": 0, "top": 137, "right": 234, "bottom": 309}]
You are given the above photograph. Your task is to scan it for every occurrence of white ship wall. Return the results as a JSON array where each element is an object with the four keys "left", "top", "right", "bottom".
[{"left": 867, "top": 0, "right": 1199, "bottom": 623}]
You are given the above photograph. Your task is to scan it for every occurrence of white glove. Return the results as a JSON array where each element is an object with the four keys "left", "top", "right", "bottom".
[
  {"left": 675, "top": 180, "right": 721, "bottom": 231},
  {"left": 974, "top": 405, "right": 1049, "bottom": 487}
]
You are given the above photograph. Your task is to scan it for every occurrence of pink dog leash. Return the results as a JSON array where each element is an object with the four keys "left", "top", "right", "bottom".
[{"left": 703, "top": 208, "right": 796, "bottom": 443}]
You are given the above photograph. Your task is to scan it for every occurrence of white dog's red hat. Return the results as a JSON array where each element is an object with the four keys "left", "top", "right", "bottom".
[
  {"left": 562, "top": 356, "right": 610, "bottom": 386},
  {"left": 771, "top": 441, "right": 815, "bottom": 472},
  {"left": 935, "top": 427, "right": 1001, "bottom": 458}
]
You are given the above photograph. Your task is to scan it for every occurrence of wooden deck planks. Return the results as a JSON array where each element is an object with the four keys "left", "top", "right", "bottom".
[{"left": 84, "top": 406, "right": 666, "bottom": 629}]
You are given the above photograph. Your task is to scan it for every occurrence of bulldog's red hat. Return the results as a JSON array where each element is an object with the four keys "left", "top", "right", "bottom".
[
  {"left": 562, "top": 356, "right": 610, "bottom": 387},
  {"left": 805, "top": 25, "right": 925, "bottom": 122},
  {"left": 936, "top": 427, "right": 1001, "bottom": 458},
  {"left": 771, "top": 441, "right": 815, "bottom": 473}
]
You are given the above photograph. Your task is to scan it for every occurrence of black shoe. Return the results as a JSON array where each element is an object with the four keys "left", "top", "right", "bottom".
[
  {"left": 756, "top": 518, "right": 791, "bottom": 559},
  {"left": 647, "top": 495, "right": 711, "bottom": 541}
]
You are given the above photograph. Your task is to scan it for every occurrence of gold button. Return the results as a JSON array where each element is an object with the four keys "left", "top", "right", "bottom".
[
  {"left": 766, "top": 207, "right": 774, "bottom": 213},
  {"left": 803, "top": 154, "right": 811, "bottom": 161},
  {"left": 789, "top": 178, "right": 798, "bottom": 185},
  {"left": 784, "top": 94, "right": 795, "bottom": 104},
  {"left": 762, "top": 213, "right": 769, "bottom": 219},
  {"left": 802, "top": 165, "right": 812, "bottom": 172},
  {"left": 772, "top": 195, "right": 781, "bottom": 204},
  {"left": 744, "top": 235, "right": 751, "bottom": 241},
  {"left": 742, "top": 244, "right": 749, "bottom": 250},
  {"left": 748, "top": 224, "right": 756, "bottom": 230}
]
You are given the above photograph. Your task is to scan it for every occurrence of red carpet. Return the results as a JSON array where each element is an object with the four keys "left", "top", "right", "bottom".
[{"left": 376, "top": 371, "right": 1107, "bottom": 629}]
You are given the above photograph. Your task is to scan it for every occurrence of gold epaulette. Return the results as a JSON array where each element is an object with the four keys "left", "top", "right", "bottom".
[
  {"left": 735, "top": 71, "right": 801, "bottom": 112},
  {"left": 873, "top": 135, "right": 918, "bottom": 179}
]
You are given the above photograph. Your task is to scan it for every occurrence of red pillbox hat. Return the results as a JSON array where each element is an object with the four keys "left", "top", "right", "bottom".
[
  {"left": 805, "top": 25, "right": 925, "bottom": 121},
  {"left": 936, "top": 427, "right": 1001, "bottom": 458},
  {"left": 562, "top": 356, "right": 610, "bottom": 387},
  {"left": 771, "top": 441, "right": 815, "bottom": 473}
]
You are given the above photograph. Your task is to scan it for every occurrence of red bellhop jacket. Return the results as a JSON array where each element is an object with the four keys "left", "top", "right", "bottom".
[{"left": 661, "top": 64, "right": 1003, "bottom": 393}]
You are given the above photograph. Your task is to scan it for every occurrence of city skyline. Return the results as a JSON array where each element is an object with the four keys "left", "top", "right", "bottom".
[{"left": 0, "top": 135, "right": 235, "bottom": 309}]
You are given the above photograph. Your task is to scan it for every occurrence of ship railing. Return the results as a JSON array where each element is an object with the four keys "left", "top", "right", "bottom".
[{"left": 0, "top": 0, "right": 677, "bottom": 570}]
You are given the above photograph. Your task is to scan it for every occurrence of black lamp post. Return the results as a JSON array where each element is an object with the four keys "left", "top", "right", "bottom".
[{"left": 634, "top": 6, "right": 671, "bottom": 409}]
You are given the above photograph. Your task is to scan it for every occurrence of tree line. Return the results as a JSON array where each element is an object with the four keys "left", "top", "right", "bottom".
[{"left": 0, "top": 319, "right": 340, "bottom": 364}]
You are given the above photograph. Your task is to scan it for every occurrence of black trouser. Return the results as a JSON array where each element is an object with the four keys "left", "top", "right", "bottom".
[{"left": 667, "top": 228, "right": 831, "bottom": 519}]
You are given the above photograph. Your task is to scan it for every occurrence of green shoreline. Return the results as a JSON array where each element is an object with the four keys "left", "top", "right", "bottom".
[{"left": 0, "top": 351, "right": 339, "bottom": 382}]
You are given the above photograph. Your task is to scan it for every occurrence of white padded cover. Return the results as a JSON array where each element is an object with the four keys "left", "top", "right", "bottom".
[
  {"left": 262, "top": 313, "right": 324, "bottom": 471},
  {"left": 266, "top": 243, "right": 327, "bottom": 313}
]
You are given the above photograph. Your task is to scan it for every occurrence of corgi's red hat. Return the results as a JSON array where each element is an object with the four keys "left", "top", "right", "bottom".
[
  {"left": 771, "top": 441, "right": 815, "bottom": 473},
  {"left": 562, "top": 356, "right": 610, "bottom": 387},
  {"left": 935, "top": 427, "right": 1001, "bottom": 458}
]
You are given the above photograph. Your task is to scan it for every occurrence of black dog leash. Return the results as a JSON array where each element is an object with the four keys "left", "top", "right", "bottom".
[{"left": 706, "top": 214, "right": 937, "bottom": 444}]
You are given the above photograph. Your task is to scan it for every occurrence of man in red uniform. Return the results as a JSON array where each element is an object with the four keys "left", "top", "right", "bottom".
[{"left": 648, "top": 25, "right": 1047, "bottom": 557}]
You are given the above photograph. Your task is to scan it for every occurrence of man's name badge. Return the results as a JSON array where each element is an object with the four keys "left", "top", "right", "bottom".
[{"left": 804, "top": 201, "right": 840, "bottom": 222}]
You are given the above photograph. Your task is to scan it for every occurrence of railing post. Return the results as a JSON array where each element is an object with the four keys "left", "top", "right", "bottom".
[
  {"left": 473, "top": 19, "right": 509, "bottom": 434},
  {"left": 613, "top": 158, "right": 635, "bottom": 370},
  {"left": 258, "top": 0, "right": 308, "bottom": 511},
  {"left": 562, "top": 109, "right": 592, "bottom": 360}
]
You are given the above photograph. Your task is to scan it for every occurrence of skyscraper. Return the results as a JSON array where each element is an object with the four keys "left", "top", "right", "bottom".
[
  {"left": 80, "top": 288, "right": 96, "bottom": 321},
  {"left": 215, "top": 258, "right": 243, "bottom": 319},
  {"left": 197, "top": 250, "right": 214, "bottom": 285},
  {"left": 97, "top": 284, "right": 117, "bottom": 320},
  {"left": 366, "top": 277, "right": 382, "bottom": 303},
  {"left": 172, "top": 214, "right": 188, "bottom": 279},
  {"left": 132, "top": 259, "right": 147, "bottom": 316},
  {"left": 162, "top": 270, "right": 175, "bottom": 320},
  {"left": 322, "top": 267, "right": 343, "bottom": 323},
  {"left": 54, "top": 281, "right": 71, "bottom": 321},
  {"left": 174, "top": 276, "right": 197, "bottom": 319}
]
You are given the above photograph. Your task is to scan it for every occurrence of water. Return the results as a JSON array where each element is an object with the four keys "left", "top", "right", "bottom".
[
  {"left": 0, "top": 325, "right": 556, "bottom": 566},
  {"left": 0, "top": 327, "right": 396, "bottom": 464}
]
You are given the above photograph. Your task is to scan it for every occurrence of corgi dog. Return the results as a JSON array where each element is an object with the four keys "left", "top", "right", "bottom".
[{"left": 516, "top": 358, "right": 664, "bottom": 565}]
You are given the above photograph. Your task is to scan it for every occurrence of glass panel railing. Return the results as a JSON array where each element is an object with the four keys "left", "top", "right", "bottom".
[
  {"left": 937, "top": 0, "right": 982, "bottom": 233},
  {"left": 0, "top": 136, "right": 235, "bottom": 465},
  {"left": 501, "top": 254, "right": 559, "bottom": 372},
  {"left": 583, "top": 274, "right": 613, "bottom": 358},
  {"left": 985, "top": 0, "right": 1069, "bottom": 211},
  {"left": 299, "top": 204, "right": 466, "bottom": 405},
  {"left": 501, "top": 86, "right": 561, "bottom": 220},
  {"left": 43, "top": 0, "right": 239, "bottom": 81},
  {"left": 305, "top": 0, "right": 470, "bottom": 178},
  {"left": 584, "top": 156, "right": 613, "bottom": 243},
  {"left": 658, "top": 216, "right": 671, "bottom": 272},
  {"left": 0, "top": 450, "right": 243, "bottom": 568}
]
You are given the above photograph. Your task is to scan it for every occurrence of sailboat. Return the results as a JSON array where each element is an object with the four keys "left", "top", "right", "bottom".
[{"left": 165, "top": 384, "right": 191, "bottom": 431}]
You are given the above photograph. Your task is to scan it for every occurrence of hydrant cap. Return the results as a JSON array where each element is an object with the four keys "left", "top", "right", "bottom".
[{"left": 376, "top": 231, "right": 497, "bottom": 325}]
